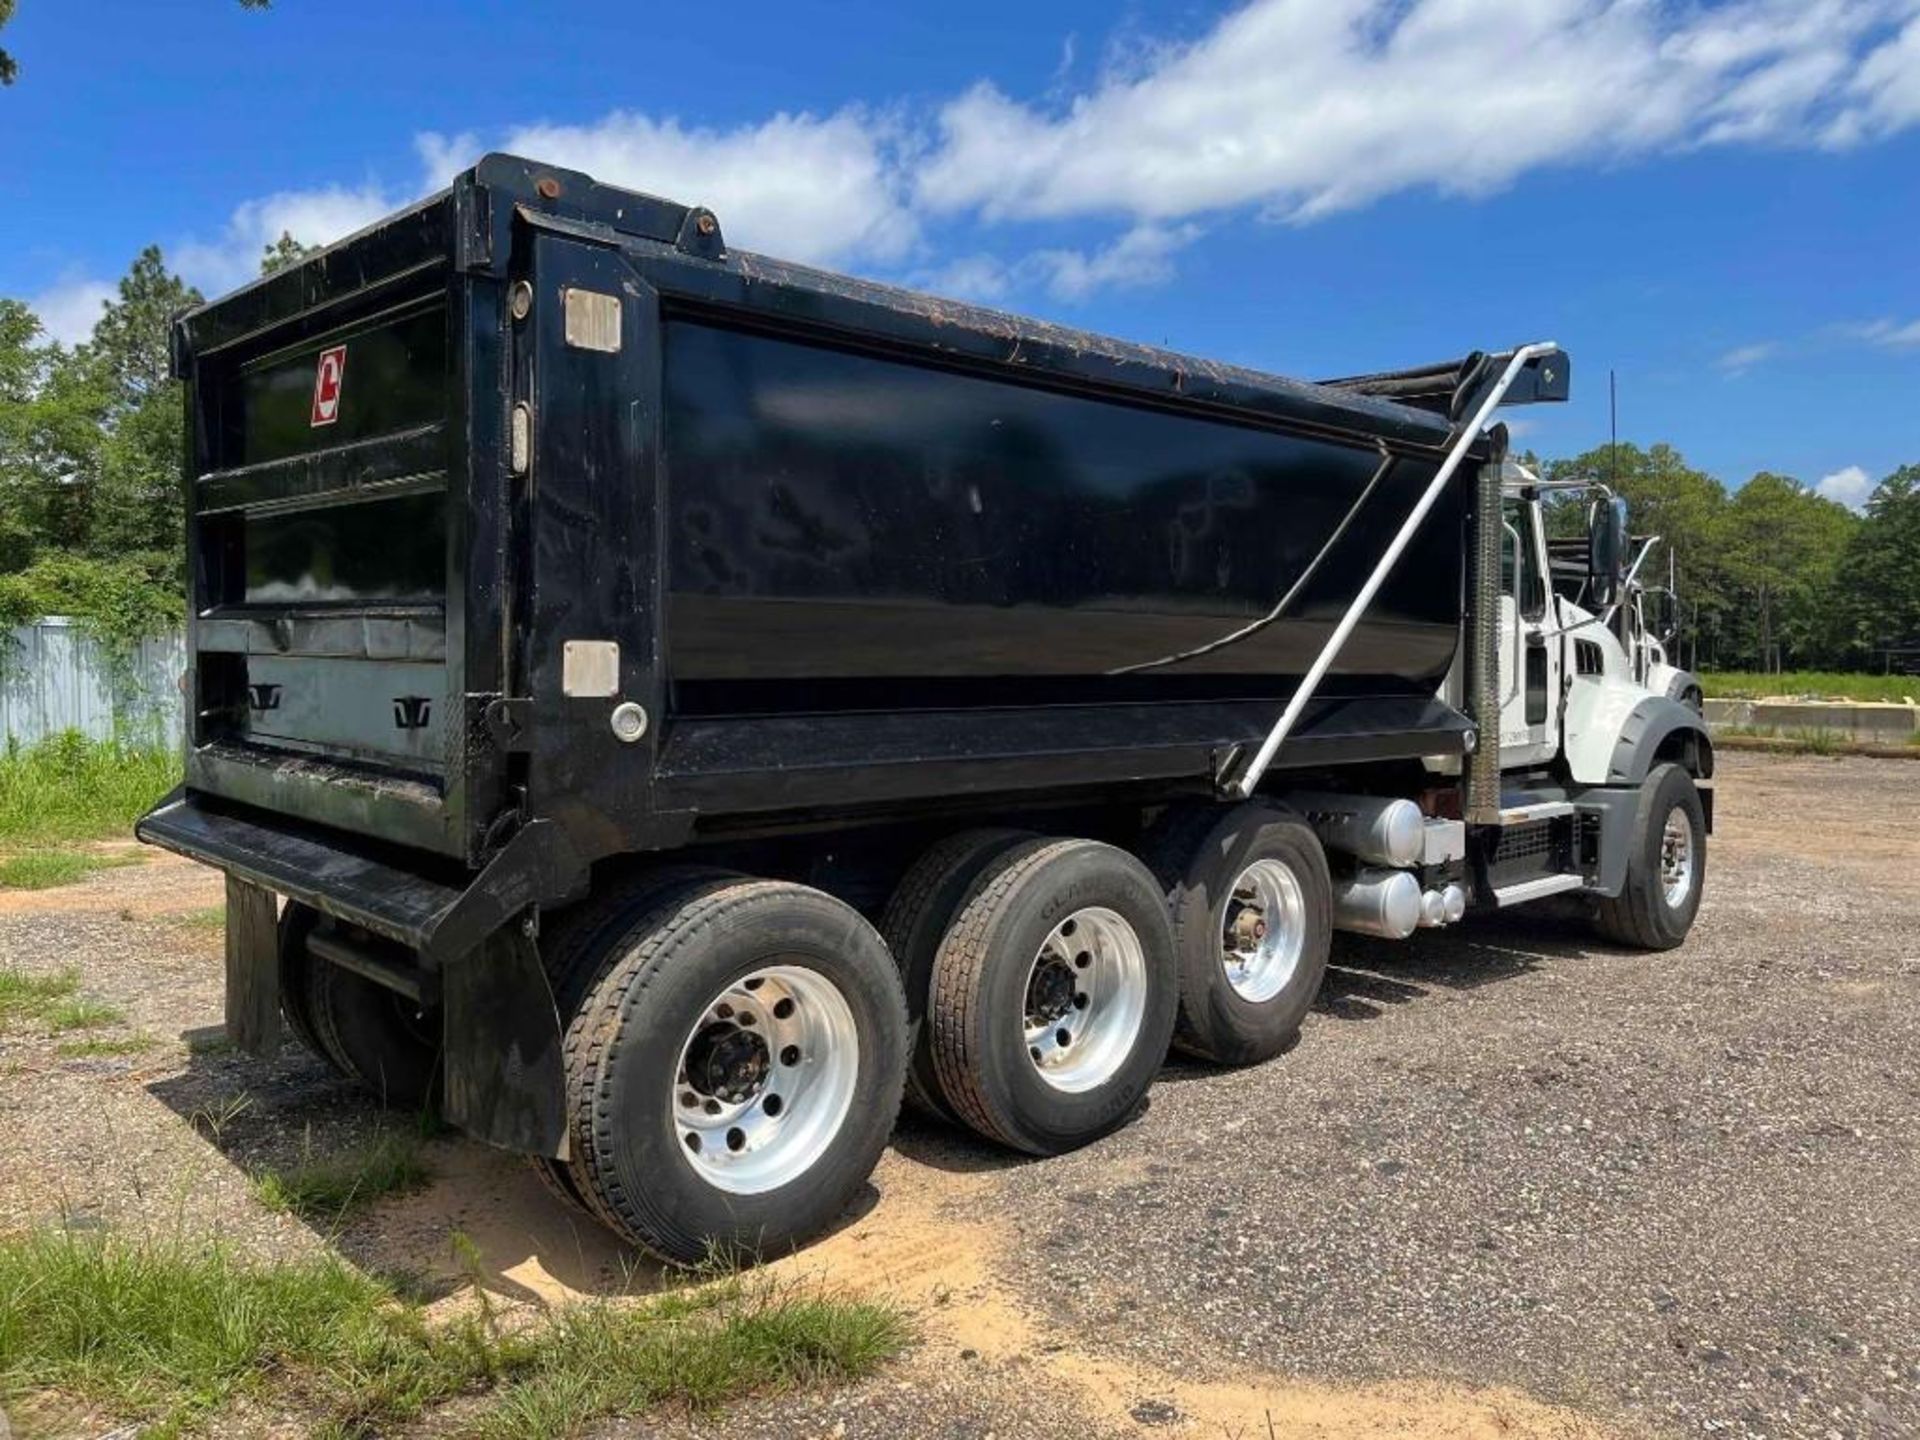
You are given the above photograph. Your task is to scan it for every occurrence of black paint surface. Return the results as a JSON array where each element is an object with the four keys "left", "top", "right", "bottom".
[{"left": 663, "top": 319, "right": 1463, "bottom": 711}]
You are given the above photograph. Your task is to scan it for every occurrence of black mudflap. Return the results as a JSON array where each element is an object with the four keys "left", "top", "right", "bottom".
[
  {"left": 224, "top": 877, "right": 281, "bottom": 1056},
  {"left": 442, "top": 926, "right": 569, "bottom": 1159}
]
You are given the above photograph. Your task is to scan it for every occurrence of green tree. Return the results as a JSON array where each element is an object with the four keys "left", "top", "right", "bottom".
[
  {"left": 77, "top": 248, "right": 202, "bottom": 562},
  {"left": 0, "top": 249, "right": 199, "bottom": 579},
  {"left": 1717, "top": 473, "right": 1857, "bottom": 670},
  {"left": 1539, "top": 440, "right": 1732, "bottom": 663},
  {"left": 259, "top": 230, "right": 317, "bottom": 276},
  {"left": 1835, "top": 465, "right": 1920, "bottom": 661}
]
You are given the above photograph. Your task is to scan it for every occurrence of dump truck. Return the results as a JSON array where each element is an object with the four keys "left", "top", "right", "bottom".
[{"left": 137, "top": 155, "right": 1714, "bottom": 1263}]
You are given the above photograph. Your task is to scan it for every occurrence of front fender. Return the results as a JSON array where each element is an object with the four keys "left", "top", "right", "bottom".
[{"left": 1603, "top": 694, "right": 1715, "bottom": 785}]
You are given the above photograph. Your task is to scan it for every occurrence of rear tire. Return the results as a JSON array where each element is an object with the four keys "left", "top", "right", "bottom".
[
  {"left": 1144, "top": 802, "right": 1332, "bottom": 1066},
  {"left": 879, "top": 828, "right": 1034, "bottom": 1122},
  {"left": 565, "top": 879, "right": 908, "bottom": 1264},
  {"left": 301, "top": 921, "right": 442, "bottom": 1111},
  {"left": 1594, "top": 762, "right": 1706, "bottom": 950},
  {"left": 276, "top": 903, "right": 340, "bottom": 1075},
  {"left": 928, "top": 838, "right": 1177, "bottom": 1155},
  {"left": 528, "top": 867, "right": 733, "bottom": 1219}
]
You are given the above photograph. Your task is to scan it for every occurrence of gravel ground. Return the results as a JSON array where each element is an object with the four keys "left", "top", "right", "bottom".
[{"left": 1, "top": 752, "right": 1915, "bottom": 1439}]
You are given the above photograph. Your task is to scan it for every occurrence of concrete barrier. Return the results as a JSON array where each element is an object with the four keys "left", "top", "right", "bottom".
[{"left": 1705, "top": 697, "right": 1919, "bottom": 740}]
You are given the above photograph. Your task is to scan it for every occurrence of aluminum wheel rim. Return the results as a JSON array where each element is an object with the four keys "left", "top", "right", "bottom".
[
  {"left": 1659, "top": 809, "right": 1695, "bottom": 908},
  {"left": 1022, "top": 906, "right": 1146, "bottom": 1094},
  {"left": 671, "top": 964, "right": 858, "bottom": 1196},
  {"left": 1220, "top": 858, "right": 1307, "bottom": 1003}
]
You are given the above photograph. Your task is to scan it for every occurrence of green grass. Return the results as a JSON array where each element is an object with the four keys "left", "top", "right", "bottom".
[
  {"left": 178, "top": 905, "right": 225, "bottom": 931},
  {"left": 46, "top": 995, "right": 126, "bottom": 1031},
  {"left": 253, "top": 1134, "right": 434, "bottom": 1224},
  {"left": 0, "top": 1229, "right": 911, "bottom": 1439},
  {"left": 0, "top": 731, "right": 180, "bottom": 849},
  {"left": 1718, "top": 723, "right": 1852, "bottom": 755},
  {"left": 0, "top": 967, "right": 123, "bottom": 1036},
  {"left": 0, "top": 848, "right": 144, "bottom": 891},
  {"left": 1701, "top": 670, "right": 1920, "bottom": 703},
  {"left": 55, "top": 1032, "right": 157, "bottom": 1058},
  {"left": 0, "top": 967, "right": 80, "bottom": 1031}
]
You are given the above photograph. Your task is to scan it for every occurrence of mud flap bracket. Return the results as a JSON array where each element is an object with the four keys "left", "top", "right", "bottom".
[{"left": 441, "top": 923, "right": 569, "bottom": 1159}]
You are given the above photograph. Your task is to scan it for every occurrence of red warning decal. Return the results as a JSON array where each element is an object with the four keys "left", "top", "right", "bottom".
[{"left": 310, "top": 344, "right": 347, "bottom": 427}]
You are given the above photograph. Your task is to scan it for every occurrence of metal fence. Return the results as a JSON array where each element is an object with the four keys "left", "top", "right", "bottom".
[{"left": 1, "top": 618, "right": 186, "bottom": 748}]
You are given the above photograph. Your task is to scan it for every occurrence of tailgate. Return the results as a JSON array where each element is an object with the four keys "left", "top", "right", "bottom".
[{"left": 175, "top": 195, "right": 490, "bottom": 860}]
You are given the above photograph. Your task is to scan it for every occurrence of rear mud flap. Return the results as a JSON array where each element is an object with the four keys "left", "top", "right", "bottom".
[
  {"left": 442, "top": 927, "right": 569, "bottom": 1159},
  {"left": 224, "top": 878, "right": 281, "bottom": 1056}
]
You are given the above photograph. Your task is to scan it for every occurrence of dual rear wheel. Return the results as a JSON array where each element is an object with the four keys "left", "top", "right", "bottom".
[{"left": 278, "top": 801, "right": 1333, "bottom": 1264}]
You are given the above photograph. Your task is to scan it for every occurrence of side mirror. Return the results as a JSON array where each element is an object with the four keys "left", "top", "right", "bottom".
[
  {"left": 1589, "top": 496, "right": 1629, "bottom": 607},
  {"left": 1652, "top": 589, "right": 1678, "bottom": 641}
]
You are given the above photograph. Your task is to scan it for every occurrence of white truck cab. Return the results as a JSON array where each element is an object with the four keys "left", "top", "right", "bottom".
[{"left": 1476, "top": 461, "right": 1714, "bottom": 942}]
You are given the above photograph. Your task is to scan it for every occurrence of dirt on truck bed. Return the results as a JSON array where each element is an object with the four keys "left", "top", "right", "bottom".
[{"left": 1, "top": 751, "right": 1915, "bottom": 1439}]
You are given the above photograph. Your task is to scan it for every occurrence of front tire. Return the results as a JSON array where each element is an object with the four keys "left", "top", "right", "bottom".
[
  {"left": 1594, "top": 762, "right": 1706, "bottom": 950},
  {"left": 1144, "top": 802, "right": 1332, "bottom": 1066},
  {"left": 928, "top": 838, "right": 1178, "bottom": 1155},
  {"left": 565, "top": 879, "right": 908, "bottom": 1265}
]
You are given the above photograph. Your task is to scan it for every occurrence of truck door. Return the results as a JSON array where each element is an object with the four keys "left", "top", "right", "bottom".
[{"left": 1498, "top": 499, "right": 1563, "bottom": 767}]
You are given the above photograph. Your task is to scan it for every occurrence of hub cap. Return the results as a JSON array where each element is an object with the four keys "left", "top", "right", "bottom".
[
  {"left": 1220, "top": 858, "right": 1307, "bottom": 1003},
  {"left": 672, "top": 965, "right": 858, "bottom": 1195},
  {"left": 1659, "top": 809, "right": 1695, "bottom": 908},
  {"left": 1023, "top": 907, "right": 1147, "bottom": 1094}
]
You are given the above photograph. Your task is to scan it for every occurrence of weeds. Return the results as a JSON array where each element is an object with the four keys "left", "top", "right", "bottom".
[
  {"left": 0, "top": 967, "right": 78, "bottom": 1031},
  {"left": 1717, "top": 723, "right": 1852, "bottom": 755},
  {"left": 55, "top": 1032, "right": 157, "bottom": 1058},
  {"left": 178, "top": 905, "right": 225, "bottom": 931},
  {"left": 253, "top": 1133, "right": 433, "bottom": 1224},
  {"left": 0, "top": 967, "right": 122, "bottom": 1035},
  {"left": 187, "top": 1091, "right": 253, "bottom": 1142},
  {"left": 0, "top": 848, "right": 143, "bottom": 890},
  {"left": 45, "top": 995, "right": 126, "bottom": 1032},
  {"left": 0, "top": 1229, "right": 910, "bottom": 1439},
  {"left": 0, "top": 731, "right": 179, "bottom": 849}
]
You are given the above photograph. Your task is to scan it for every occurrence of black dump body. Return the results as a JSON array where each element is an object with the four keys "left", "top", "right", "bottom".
[{"left": 139, "top": 154, "right": 1560, "bottom": 965}]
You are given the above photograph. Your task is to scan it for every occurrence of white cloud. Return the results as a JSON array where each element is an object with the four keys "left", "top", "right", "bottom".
[
  {"left": 909, "top": 254, "right": 1016, "bottom": 304},
  {"left": 903, "top": 223, "right": 1201, "bottom": 305},
  {"left": 174, "top": 183, "right": 398, "bottom": 296},
  {"left": 27, "top": 275, "right": 116, "bottom": 347},
  {"left": 1717, "top": 341, "right": 1780, "bottom": 374},
  {"left": 87, "top": 0, "right": 1920, "bottom": 313},
  {"left": 1834, "top": 12, "right": 1920, "bottom": 140},
  {"left": 914, "top": 0, "right": 1920, "bottom": 226},
  {"left": 1843, "top": 316, "right": 1920, "bottom": 348},
  {"left": 1817, "top": 464, "right": 1876, "bottom": 510},
  {"left": 421, "top": 108, "right": 918, "bottom": 269},
  {"left": 1028, "top": 223, "right": 1202, "bottom": 301}
]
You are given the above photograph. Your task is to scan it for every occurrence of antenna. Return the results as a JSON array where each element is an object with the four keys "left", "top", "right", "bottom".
[{"left": 1609, "top": 367, "right": 1618, "bottom": 489}]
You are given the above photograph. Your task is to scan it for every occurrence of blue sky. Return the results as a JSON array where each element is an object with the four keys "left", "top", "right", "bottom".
[{"left": 5, "top": 0, "right": 1918, "bottom": 506}]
